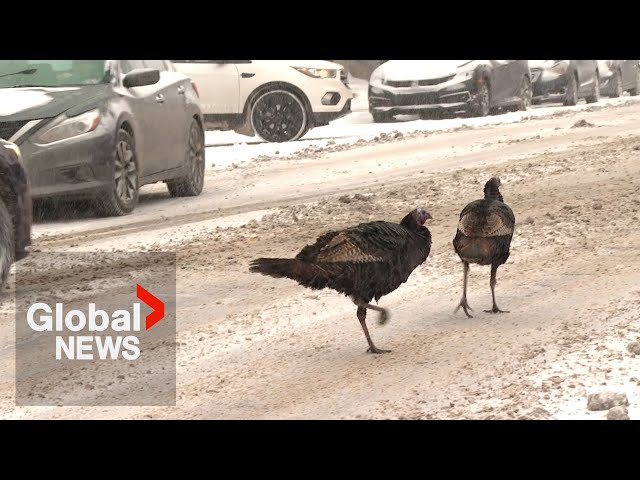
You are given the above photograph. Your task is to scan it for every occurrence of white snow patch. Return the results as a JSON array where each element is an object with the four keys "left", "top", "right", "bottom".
[
  {"left": 531, "top": 320, "right": 640, "bottom": 420},
  {"left": 54, "top": 208, "right": 281, "bottom": 252},
  {"left": 204, "top": 95, "right": 640, "bottom": 170}
]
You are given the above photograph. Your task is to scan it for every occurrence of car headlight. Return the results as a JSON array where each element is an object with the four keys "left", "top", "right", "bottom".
[
  {"left": 292, "top": 67, "right": 338, "bottom": 79},
  {"left": 370, "top": 68, "right": 384, "bottom": 85},
  {"left": 549, "top": 60, "right": 570, "bottom": 75},
  {"left": 1, "top": 140, "right": 22, "bottom": 162},
  {"left": 35, "top": 109, "right": 101, "bottom": 145},
  {"left": 454, "top": 61, "right": 479, "bottom": 79}
]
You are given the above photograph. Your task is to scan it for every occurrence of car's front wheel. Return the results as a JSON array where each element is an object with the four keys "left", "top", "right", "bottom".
[
  {"left": 608, "top": 70, "right": 622, "bottom": 98},
  {"left": 629, "top": 68, "right": 640, "bottom": 96},
  {"left": 517, "top": 76, "right": 532, "bottom": 111},
  {"left": 250, "top": 89, "right": 309, "bottom": 143},
  {"left": 470, "top": 81, "right": 490, "bottom": 117},
  {"left": 0, "top": 198, "right": 14, "bottom": 290},
  {"left": 167, "top": 119, "right": 205, "bottom": 197},
  {"left": 95, "top": 128, "right": 139, "bottom": 216},
  {"left": 586, "top": 73, "right": 600, "bottom": 104},
  {"left": 563, "top": 74, "right": 578, "bottom": 106}
]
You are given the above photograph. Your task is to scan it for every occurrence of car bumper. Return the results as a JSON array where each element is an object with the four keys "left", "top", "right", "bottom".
[
  {"left": 19, "top": 128, "right": 116, "bottom": 199},
  {"left": 302, "top": 76, "right": 353, "bottom": 117},
  {"left": 312, "top": 99, "right": 351, "bottom": 126},
  {"left": 531, "top": 69, "right": 570, "bottom": 102},
  {"left": 368, "top": 80, "right": 477, "bottom": 116}
]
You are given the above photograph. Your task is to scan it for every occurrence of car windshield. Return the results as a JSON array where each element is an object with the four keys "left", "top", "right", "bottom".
[{"left": 0, "top": 60, "right": 109, "bottom": 88}]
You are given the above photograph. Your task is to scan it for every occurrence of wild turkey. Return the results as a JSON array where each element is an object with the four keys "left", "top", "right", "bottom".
[
  {"left": 249, "top": 208, "right": 432, "bottom": 354},
  {"left": 453, "top": 177, "right": 515, "bottom": 317}
]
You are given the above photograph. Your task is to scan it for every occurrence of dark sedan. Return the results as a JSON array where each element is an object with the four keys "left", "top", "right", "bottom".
[
  {"left": 529, "top": 60, "right": 600, "bottom": 106},
  {"left": 0, "top": 139, "right": 32, "bottom": 289},
  {"left": 0, "top": 60, "right": 205, "bottom": 216},
  {"left": 368, "top": 60, "right": 532, "bottom": 122},
  {"left": 597, "top": 60, "right": 640, "bottom": 97}
]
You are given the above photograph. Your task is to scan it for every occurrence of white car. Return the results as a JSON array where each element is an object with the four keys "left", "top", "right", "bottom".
[{"left": 171, "top": 60, "right": 353, "bottom": 143}]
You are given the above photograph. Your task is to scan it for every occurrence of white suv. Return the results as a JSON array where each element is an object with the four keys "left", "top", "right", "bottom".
[{"left": 172, "top": 60, "right": 353, "bottom": 143}]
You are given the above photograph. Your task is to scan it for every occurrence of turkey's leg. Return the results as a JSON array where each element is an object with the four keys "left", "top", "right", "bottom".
[
  {"left": 484, "top": 264, "right": 509, "bottom": 314},
  {"left": 357, "top": 305, "right": 391, "bottom": 354},
  {"left": 455, "top": 261, "right": 473, "bottom": 318}
]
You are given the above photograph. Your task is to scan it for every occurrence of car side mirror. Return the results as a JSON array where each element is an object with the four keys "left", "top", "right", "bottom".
[{"left": 123, "top": 68, "right": 160, "bottom": 88}]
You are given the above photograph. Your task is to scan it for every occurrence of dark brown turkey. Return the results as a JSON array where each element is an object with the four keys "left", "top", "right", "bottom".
[
  {"left": 453, "top": 176, "right": 515, "bottom": 317},
  {"left": 249, "top": 208, "right": 433, "bottom": 354}
]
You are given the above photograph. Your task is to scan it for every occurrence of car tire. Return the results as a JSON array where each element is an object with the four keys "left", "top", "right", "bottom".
[
  {"left": 609, "top": 70, "right": 622, "bottom": 98},
  {"left": 517, "top": 76, "right": 532, "bottom": 111},
  {"left": 0, "top": 198, "right": 14, "bottom": 290},
  {"left": 95, "top": 128, "right": 139, "bottom": 216},
  {"left": 629, "top": 68, "right": 640, "bottom": 96},
  {"left": 167, "top": 119, "right": 205, "bottom": 197},
  {"left": 372, "top": 111, "right": 393, "bottom": 123},
  {"left": 563, "top": 74, "right": 579, "bottom": 106},
  {"left": 250, "top": 89, "right": 309, "bottom": 143},
  {"left": 470, "top": 81, "right": 490, "bottom": 117},
  {"left": 586, "top": 73, "right": 600, "bottom": 104}
]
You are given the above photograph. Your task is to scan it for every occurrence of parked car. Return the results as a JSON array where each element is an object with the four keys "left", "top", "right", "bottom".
[
  {"left": 368, "top": 60, "right": 532, "bottom": 122},
  {"left": 597, "top": 60, "right": 640, "bottom": 97},
  {"left": 0, "top": 60, "right": 205, "bottom": 216},
  {"left": 171, "top": 60, "right": 353, "bottom": 143},
  {"left": 529, "top": 60, "right": 600, "bottom": 106},
  {"left": 0, "top": 139, "right": 32, "bottom": 289}
]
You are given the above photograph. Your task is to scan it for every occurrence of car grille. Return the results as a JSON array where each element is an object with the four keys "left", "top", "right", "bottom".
[
  {"left": 385, "top": 75, "right": 456, "bottom": 88},
  {"left": 393, "top": 92, "right": 441, "bottom": 105},
  {"left": 0, "top": 120, "right": 31, "bottom": 142},
  {"left": 418, "top": 75, "right": 455, "bottom": 86},
  {"left": 386, "top": 80, "right": 412, "bottom": 88}
]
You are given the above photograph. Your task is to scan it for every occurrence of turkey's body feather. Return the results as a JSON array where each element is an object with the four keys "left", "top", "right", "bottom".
[
  {"left": 453, "top": 198, "right": 515, "bottom": 266},
  {"left": 251, "top": 219, "right": 432, "bottom": 304}
]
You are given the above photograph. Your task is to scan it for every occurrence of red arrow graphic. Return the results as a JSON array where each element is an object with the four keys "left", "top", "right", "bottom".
[{"left": 136, "top": 284, "right": 165, "bottom": 330}]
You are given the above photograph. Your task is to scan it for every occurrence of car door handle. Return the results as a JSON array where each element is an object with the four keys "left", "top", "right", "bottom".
[
  {"left": 177, "top": 85, "right": 186, "bottom": 95},
  {"left": 241, "top": 72, "right": 255, "bottom": 78},
  {"left": 156, "top": 94, "right": 165, "bottom": 104}
]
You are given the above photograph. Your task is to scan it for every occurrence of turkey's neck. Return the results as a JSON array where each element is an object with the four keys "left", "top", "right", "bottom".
[{"left": 484, "top": 185, "right": 504, "bottom": 202}]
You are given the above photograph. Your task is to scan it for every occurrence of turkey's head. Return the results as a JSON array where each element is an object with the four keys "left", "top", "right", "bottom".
[
  {"left": 484, "top": 176, "right": 505, "bottom": 202},
  {"left": 486, "top": 176, "right": 501, "bottom": 188},
  {"left": 402, "top": 208, "right": 432, "bottom": 229}
]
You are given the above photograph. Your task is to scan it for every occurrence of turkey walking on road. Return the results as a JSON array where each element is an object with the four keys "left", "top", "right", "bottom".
[
  {"left": 453, "top": 177, "right": 515, "bottom": 317},
  {"left": 250, "top": 208, "right": 433, "bottom": 354}
]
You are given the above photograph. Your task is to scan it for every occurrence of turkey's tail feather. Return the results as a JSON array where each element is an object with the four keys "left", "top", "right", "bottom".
[
  {"left": 249, "top": 257, "right": 343, "bottom": 292},
  {"left": 249, "top": 258, "right": 300, "bottom": 279}
]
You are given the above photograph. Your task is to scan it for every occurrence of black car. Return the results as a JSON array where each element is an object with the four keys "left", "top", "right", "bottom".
[
  {"left": 597, "top": 60, "right": 640, "bottom": 97},
  {"left": 0, "top": 60, "right": 205, "bottom": 216},
  {"left": 0, "top": 139, "right": 32, "bottom": 289},
  {"left": 529, "top": 60, "right": 600, "bottom": 106},
  {"left": 368, "top": 60, "right": 532, "bottom": 122}
]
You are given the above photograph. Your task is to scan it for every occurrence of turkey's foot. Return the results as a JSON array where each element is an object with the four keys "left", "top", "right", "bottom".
[
  {"left": 367, "top": 346, "right": 392, "bottom": 354},
  {"left": 484, "top": 306, "right": 509, "bottom": 314},
  {"left": 455, "top": 298, "right": 474, "bottom": 318}
]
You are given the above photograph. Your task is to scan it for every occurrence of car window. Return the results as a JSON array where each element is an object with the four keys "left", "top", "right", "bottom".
[
  {"left": 121, "top": 60, "right": 146, "bottom": 74},
  {"left": 144, "top": 60, "right": 167, "bottom": 71},
  {"left": 0, "top": 60, "right": 108, "bottom": 88}
]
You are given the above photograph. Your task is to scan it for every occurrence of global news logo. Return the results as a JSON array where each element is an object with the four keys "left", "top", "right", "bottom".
[{"left": 25, "top": 284, "right": 164, "bottom": 361}]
